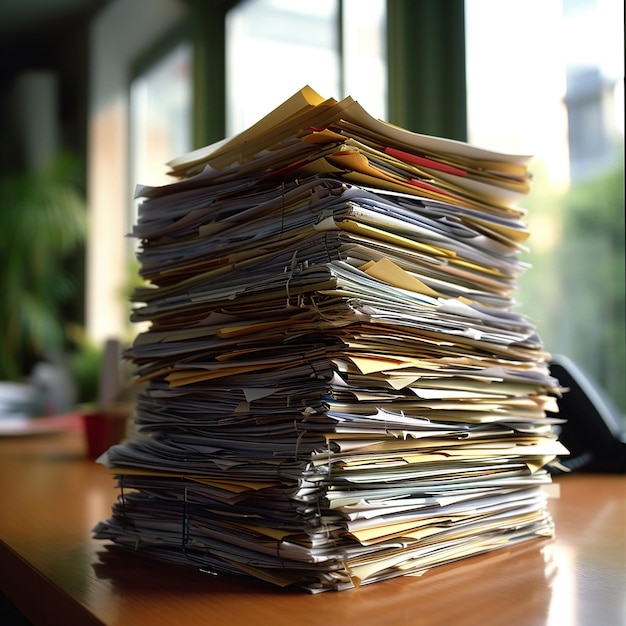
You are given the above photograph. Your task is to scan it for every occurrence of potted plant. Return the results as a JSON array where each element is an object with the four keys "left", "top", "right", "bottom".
[{"left": 0, "top": 152, "right": 86, "bottom": 387}]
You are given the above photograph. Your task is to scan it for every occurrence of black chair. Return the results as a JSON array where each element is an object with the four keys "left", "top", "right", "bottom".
[{"left": 548, "top": 354, "right": 626, "bottom": 473}]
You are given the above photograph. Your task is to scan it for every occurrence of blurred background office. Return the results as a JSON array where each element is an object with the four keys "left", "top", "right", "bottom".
[{"left": 0, "top": 0, "right": 623, "bottom": 423}]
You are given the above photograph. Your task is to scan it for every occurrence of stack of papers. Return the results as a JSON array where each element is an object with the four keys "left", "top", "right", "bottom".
[{"left": 94, "top": 86, "right": 567, "bottom": 592}]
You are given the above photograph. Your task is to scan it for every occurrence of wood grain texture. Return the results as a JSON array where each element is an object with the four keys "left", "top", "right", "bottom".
[{"left": 1, "top": 428, "right": 624, "bottom": 626}]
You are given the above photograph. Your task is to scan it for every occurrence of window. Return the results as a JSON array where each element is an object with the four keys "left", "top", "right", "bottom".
[
  {"left": 225, "top": 0, "right": 386, "bottom": 136},
  {"left": 466, "top": 0, "right": 625, "bottom": 420},
  {"left": 130, "top": 41, "right": 193, "bottom": 192},
  {"left": 87, "top": 0, "right": 190, "bottom": 343}
]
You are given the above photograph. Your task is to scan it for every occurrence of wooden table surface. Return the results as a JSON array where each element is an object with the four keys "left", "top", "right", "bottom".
[{"left": 0, "top": 420, "right": 624, "bottom": 626}]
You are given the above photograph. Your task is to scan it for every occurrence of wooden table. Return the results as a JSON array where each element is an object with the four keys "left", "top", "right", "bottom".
[{"left": 1, "top": 421, "right": 624, "bottom": 626}]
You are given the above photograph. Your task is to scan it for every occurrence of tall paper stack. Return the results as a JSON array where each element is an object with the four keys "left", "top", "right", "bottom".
[{"left": 94, "top": 87, "right": 567, "bottom": 592}]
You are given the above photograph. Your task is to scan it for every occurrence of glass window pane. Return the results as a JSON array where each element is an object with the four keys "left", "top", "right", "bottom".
[
  {"left": 226, "top": 0, "right": 340, "bottom": 136},
  {"left": 130, "top": 41, "right": 193, "bottom": 193},
  {"left": 342, "top": 0, "right": 387, "bottom": 120},
  {"left": 465, "top": 0, "right": 625, "bottom": 420},
  {"left": 225, "top": 0, "right": 387, "bottom": 135}
]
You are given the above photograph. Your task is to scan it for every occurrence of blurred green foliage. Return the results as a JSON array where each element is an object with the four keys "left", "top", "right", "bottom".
[
  {"left": 68, "top": 334, "right": 103, "bottom": 405},
  {"left": 0, "top": 153, "right": 86, "bottom": 381},
  {"left": 520, "top": 152, "right": 625, "bottom": 416}
]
